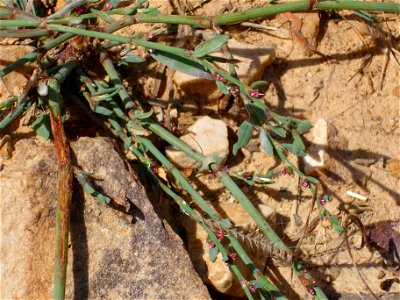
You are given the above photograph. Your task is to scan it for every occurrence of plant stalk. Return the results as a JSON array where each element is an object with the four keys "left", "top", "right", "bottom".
[{"left": 47, "top": 78, "right": 73, "bottom": 300}]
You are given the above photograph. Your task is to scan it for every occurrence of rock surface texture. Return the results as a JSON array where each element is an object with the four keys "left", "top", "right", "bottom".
[
  {"left": 0, "top": 136, "right": 210, "bottom": 299},
  {"left": 0, "top": 45, "right": 35, "bottom": 101}
]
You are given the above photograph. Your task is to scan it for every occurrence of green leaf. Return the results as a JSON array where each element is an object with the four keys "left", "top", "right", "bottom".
[
  {"left": 259, "top": 129, "right": 274, "bottom": 157},
  {"left": 98, "top": 12, "right": 115, "bottom": 23},
  {"left": 282, "top": 143, "right": 305, "bottom": 157},
  {"left": 219, "top": 218, "right": 232, "bottom": 228},
  {"left": 233, "top": 121, "right": 253, "bottom": 155},
  {"left": 193, "top": 34, "right": 229, "bottom": 58},
  {"left": 209, "top": 244, "right": 219, "bottom": 262},
  {"left": 151, "top": 50, "right": 213, "bottom": 79},
  {"left": 296, "top": 121, "right": 312, "bottom": 134},
  {"left": 94, "top": 105, "right": 113, "bottom": 116},
  {"left": 266, "top": 124, "right": 286, "bottom": 138},
  {"left": 292, "top": 130, "right": 305, "bottom": 151},
  {"left": 216, "top": 80, "right": 229, "bottom": 94},
  {"left": 0, "top": 96, "right": 17, "bottom": 110},
  {"left": 107, "top": 0, "right": 120, "bottom": 8},
  {"left": 353, "top": 10, "right": 378, "bottom": 22},
  {"left": 246, "top": 101, "right": 267, "bottom": 126},
  {"left": 134, "top": 109, "right": 153, "bottom": 120},
  {"left": 31, "top": 113, "right": 51, "bottom": 140},
  {"left": 305, "top": 176, "right": 319, "bottom": 185},
  {"left": 324, "top": 209, "right": 344, "bottom": 234},
  {"left": 83, "top": 183, "right": 96, "bottom": 195},
  {"left": 250, "top": 80, "right": 268, "bottom": 89},
  {"left": 92, "top": 191, "right": 111, "bottom": 204},
  {"left": 123, "top": 55, "right": 145, "bottom": 64},
  {"left": 140, "top": 7, "right": 161, "bottom": 15}
]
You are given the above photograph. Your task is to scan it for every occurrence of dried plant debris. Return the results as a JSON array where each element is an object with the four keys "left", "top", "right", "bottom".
[{"left": 366, "top": 220, "right": 400, "bottom": 267}]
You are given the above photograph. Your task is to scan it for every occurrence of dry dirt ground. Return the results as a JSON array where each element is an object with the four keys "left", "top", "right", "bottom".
[{"left": 1, "top": 0, "right": 399, "bottom": 299}]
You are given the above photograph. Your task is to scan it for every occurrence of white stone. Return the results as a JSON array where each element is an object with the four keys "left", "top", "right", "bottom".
[
  {"left": 173, "top": 39, "right": 276, "bottom": 103},
  {"left": 303, "top": 118, "right": 328, "bottom": 175},
  {"left": 166, "top": 116, "right": 229, "bottom": 169}
]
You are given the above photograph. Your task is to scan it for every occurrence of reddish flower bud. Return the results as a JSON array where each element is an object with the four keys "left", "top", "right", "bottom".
[
  {"left": 215, "top": 74, "right": 223, "bottom": 81},
  {"left": 209, "top": 240, "right": 215, "bottom": 248},
  {"left": 249, "top": 90, "right": 264, "bottom": 98},
  {"left": 249, "top": 284, "right": 257, "bottom": 293},
  {"left": 243, "top": 171, "right": 253, "bottom": 180},
  {"left": 301, "top": 180, "right": 310, "bottom": 188},
  {"left": 307, "top": 287, "right": 315, "bottom": 295},
  {"left": 216, "top": 231, "right": 224, "bottom": 241},
  {"left": 104, "top": 3, "right": 112, "bottom": 11},
  {"left": 230, "top": 86, "right": 239, "bottom": 95},
  {"left": 228, "top": 253, "right": 237, "bottom": 261}
]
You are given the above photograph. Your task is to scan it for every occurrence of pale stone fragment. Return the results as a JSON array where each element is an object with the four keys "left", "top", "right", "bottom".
[{"left": 166, "top": 116, "right": 229, "bottom": 169}]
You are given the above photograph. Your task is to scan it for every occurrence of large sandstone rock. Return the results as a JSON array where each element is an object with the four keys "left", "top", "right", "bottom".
[
  {"left": 0, "top": 45, "right": 35, "bottom": 101},
  {"left": 0, "top": 136, "right": 210, "bottom": 299}
]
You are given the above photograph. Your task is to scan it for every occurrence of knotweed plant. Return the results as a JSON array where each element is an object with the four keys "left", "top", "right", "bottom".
[{"left": 0, "top": 0, "right": 399, "bottom": 299}]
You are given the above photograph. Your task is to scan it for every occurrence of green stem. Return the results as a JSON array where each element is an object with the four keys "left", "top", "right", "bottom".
[
  {"left": 100, "top": 52, "right": 134, "bottom": 110},
  {"left": 137, "top": 136, "right": 222, "bottom": 222},
  {"left": 0, "top": 97, "right": 32, "bottom": 133},
  {"left": 0, "top": 29, "right": 49, "bottom": 38},
  {"left": 1, "top": 1, "right": 398, "bottom": 29},
  {"left": 135, "top": 0, "right": 399, "bottom": 27},
  {"left": 228, "top": 236, "right": 287, "bottom": 300},
  {"left": 47, "top": 78, "right": 73, "bottom": 300}
]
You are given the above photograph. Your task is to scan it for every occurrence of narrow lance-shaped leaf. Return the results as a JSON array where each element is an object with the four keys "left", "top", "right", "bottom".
[
  {"left": 259, "top": 129, "right": 274, "bottom": 157},
  {"left": 216, "top": 80, "right": 229, "bottom": 94},
  {"left": 233, "top": 121, "right": 253, "bottom": 155},
  {"left": 292, "top": 130, "right": 305, "bottom": 151},
  {"left": 250, "top": 80, "right": 268, "bottom": 90},
  {"left": 123, "top": 55, "right": 145, "bottom": 64},
  {"left": 267, "top": 124, "right": 286, "bottom": 138},
  {"left": 282, "top": 143, "right": 305, "bottom": 157},
  {"left": 208, "top": 242, "right": 219, "bottom": 262},
  {"left": 296, "top": 120, "right": 312, "bottom": 134},
  {"left": 193, "top": 34, "right": 229, "bottom": 58},
  {"left": 31, "top": 113, "right": 51, "bottom": 140},
  {"left": 151, "top": 50, "right": 213, "bottom": 79}
]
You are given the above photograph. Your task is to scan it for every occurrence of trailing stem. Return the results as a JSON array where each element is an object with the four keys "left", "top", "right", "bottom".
[{"left": 47, "top": 78, "right": 73, "bottom": 300}]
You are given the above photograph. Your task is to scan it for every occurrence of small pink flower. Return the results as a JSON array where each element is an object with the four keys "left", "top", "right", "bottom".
[
  {"left": 104, "top": 3, "right": 112, "bottom": 11},
  {"left": 215, "top": 74, "right": 223, "bottom": 81},
  {"left": 150, "top": 162, "right": 157, "bottom": 173},
  {"left": 301, "top": 180, "right": 310, "bottom": 188},
  {"left": 230, "top": 86, "right": 239, "bottom": 95},
  {"left": 249, "top": 90, "right": 263, "bottom": 98},
  {"left": 216, "top": 231, "right": 224, "bottom": 241},
  {"left": 307, "top": 287, "right": 315, "bottom": 295},
  {"left": 249, "top": 284, "right": 257, "bottom": 293},
  {"left": 243, "top": 171, "right": 253, "bottom": 180},
  {"left": 74, "top": 7, "right": 85, "bottom": 14},
  {"left": 320, "top": 198, "right": 327, "bottom": 206},
  {"left": 228, "top": 253, "right": 237, "bottom": 261},
  {"left": 209, "top": 240, "right": 215, "bottom": 248}
]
